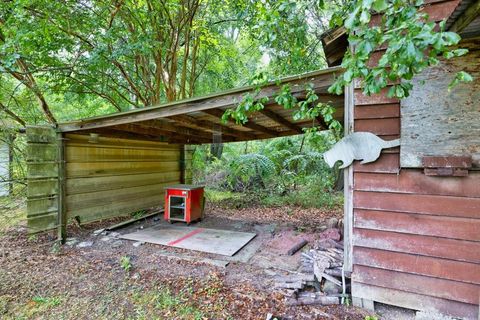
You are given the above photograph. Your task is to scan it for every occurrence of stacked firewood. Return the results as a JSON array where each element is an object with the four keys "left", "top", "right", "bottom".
[{"left": 274, "top": 238, "right": 351, "bottom": 306}]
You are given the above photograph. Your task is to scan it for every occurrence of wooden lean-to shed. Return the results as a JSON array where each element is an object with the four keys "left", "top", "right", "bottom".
[
  {"left": 25, "top": 68, "right": 343, "bottom": 237},
  {"left": 322, "top": 1, "right": 480, "bottom": 318}
]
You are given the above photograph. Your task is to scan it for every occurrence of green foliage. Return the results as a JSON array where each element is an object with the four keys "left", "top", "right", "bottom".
[
  {"left": 195, "top": 133, "right": 340, "bottom": 209},
  {"left": 130, "top": 210, "right": 147, "bottom": 220},
  {"left": 31, "top": 296, "right": 61, "bottom": 307},
  {"left": 226, "top": 153, "right": 276, "bottom": 191},
  {"left": 120, "top": 256, "right": 132, "bottom": 273},
  {"left": 222, "top": 92, "right": 270, "bottom": 125},
  {"left": 224, "top": 82, "right": 342, "bottom": 137},
  {"left": 223, "top": 0, "right": 471, "bottom": 133},
  {"left": 261, "top": 184, "right": 343, "bottom": 209},
  {"left": 205, "top": 189, "right": 242, "bottom": 204},
  {"left": 0, "top": 0, "right": 267, "bottom": 124},
  {"left": 242, "top": 0, "right": 337, "bottom": 76},
  {"left": 328, "top": 0, "right": 471, "bottom": 98}
]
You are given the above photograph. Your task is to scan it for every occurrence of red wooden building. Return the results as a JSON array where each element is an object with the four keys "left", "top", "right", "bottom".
[{"left": 321, "top": 1, "right": 480, "bottom": 318}]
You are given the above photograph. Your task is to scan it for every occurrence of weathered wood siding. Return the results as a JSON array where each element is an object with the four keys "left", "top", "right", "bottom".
[
  {"left": 353, "top": 91, "right": 479, "bottom": 314},
  {"left": 401, "top": 42, "right": 480, "bottom": 168},
  {"left": 351, "top": 1, "right": 480, "bottom": 318},
  {"left": 0, "top": 140, "right": 9, "bottom": 196},
  {"left": 64, "top": 134, "right": 187, "bottom": 224},
  {"left": 26, "top": 126, "right": 59, "bottom": 233}
]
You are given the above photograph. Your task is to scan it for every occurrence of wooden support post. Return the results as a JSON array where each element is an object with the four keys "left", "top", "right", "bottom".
[
  {"left": 343, "top": 82, "right": 354, "bottom": 273},
  {"left": 179, "top": 145, "right": 185, "bottom": 184},
  {"left": 57, "top": 132, "right": 67, "bottom": 244}
]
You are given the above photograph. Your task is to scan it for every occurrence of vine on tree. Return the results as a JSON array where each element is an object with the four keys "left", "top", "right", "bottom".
[
  {"left": 328, "top": 0, "right": 473, "bottom": 98},
  {"left": 223, "top": 0, "right": 473, "bottom": 136}
]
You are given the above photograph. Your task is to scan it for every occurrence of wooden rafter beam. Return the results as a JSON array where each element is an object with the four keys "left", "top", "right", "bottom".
[
  {"left": 82, "top": 128, "right": 167, "bottom": 142},
  {"left": 259, "top": 108, "right": 303, "bottom": 134},
  {"left": 140, "top": 119, "right": 216, "bottom": 140},
  {"left": 450, "top": 0, "right": 480, "bottom": 33},
  {"left": 169, "top": 114, "right": 255, "bottom": 140},
  {"left": 202, "top": 109, "right": 278, "bottom": 137},
  {"left": 112, "top": 123, "right": 211, "bottom": 144}
]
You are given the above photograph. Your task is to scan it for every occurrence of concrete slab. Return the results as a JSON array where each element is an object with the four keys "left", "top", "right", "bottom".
[{"left": 120, "top": 224, "right": 256, "bottom": 256}]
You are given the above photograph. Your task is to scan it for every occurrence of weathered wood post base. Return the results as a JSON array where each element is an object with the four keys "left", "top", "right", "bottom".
[{"left": 352, "top": 297, "right": 375, "bottom": 311}]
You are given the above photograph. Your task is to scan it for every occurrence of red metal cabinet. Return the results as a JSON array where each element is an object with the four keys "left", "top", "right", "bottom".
[{"left": 164, "top": 185, "right": 204, "bottom": 224}]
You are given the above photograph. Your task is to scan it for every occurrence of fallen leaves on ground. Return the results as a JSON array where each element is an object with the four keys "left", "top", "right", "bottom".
[{"left": 0, "top": 206, "right": 368, "bottom": 320}]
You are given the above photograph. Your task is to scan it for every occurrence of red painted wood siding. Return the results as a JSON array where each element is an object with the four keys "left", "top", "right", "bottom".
[{"left": 350, "top": 1, "right": 479, "bottom": 318}]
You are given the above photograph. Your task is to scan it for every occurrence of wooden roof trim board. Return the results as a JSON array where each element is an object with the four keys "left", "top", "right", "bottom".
[
  {"left": 449, "top": 0, "right": 480, "bottom": 33},
  {"left": 58, "top": 67, "right": 343, "bottom": 134}
]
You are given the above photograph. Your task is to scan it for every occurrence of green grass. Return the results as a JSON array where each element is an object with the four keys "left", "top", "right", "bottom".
[
  {"left": 130, "top": 287, "right": 205, "bottom": 320},
  {"left": 261, "top": 190, "right": 343, "bottom": 209},
  {"left": 0, "top": 295, "right": 63, "bottom": 320},
  {"left": 206, "top": 187, "right": 343, "bottom": 210},
  {"left": 205, "top": 188, "right": 254, "bottom": 208},
  {"left": 205, "top": 189, "right": 242, "bottom": 203},
  {"left": 120, "top": 256, "right": 133, "bottom": 273}
]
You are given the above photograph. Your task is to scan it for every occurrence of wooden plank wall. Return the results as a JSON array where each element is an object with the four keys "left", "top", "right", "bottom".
[
  {"left": 400, "top": 42, "right": 480, "bottom": 168},
  {"left": 26, "top": 126, "right": 59, "bottom": 233},
  {"left": 353, "top": 101, "right": 480, "bottom": 319},
  {"left": 184, "top": 145, "right": 194, "bottom": 184},
  {"left": 64, "top": 134, "right": 185, "bottom": 224},
  {"left": 351, "top": 1, "right": 480, "bottom": 319}
]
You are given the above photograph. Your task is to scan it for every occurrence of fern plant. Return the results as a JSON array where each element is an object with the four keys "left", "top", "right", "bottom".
[{"left": 226, "top": 153, "right": 276, "bottom": 192}]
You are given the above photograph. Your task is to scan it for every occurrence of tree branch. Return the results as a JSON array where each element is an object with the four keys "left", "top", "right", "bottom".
[{"left": 0, "top": 101, "right": 26, "bottom": 126}]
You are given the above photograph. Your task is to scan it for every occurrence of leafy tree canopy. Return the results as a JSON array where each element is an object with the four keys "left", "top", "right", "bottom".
[
  {"left": 0, "top": 0, "right": 472, "bottom": 129},
  {"left": 223, "top": 0, "right": 472, "bottom": 135}
]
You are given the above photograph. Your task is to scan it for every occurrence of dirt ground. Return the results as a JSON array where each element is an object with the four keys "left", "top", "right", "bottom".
[{"left": 0, "top": 203, "right": 374, "bottom": 319}]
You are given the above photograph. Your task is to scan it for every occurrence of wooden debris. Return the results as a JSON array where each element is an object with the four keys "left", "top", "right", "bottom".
[
  {"left": 321, "top": 273, "right": 342, "bottom": 287},
  {"left": 275, "top": 231, "right": 350, "bottom": 306},
  {"left": 286, "top": 294, "right": 339, "bottom": 306},
  {"left": 301, "top": 252, "right": 313, "bottom": 260},
  {"left": 325, "top": 268, "right": 351, "bottom": 278},
  {"left": 275, "top": 274, "right": 315, "bottom": 283},
  {"left": 275, "top": 281, "right": 304, "bottom": 290},
  {"left": 106, "top": 210, "right": 163, "bottom": 231},
  {"left": 287, "top": 239, "right": 308, "bottom": 256}
]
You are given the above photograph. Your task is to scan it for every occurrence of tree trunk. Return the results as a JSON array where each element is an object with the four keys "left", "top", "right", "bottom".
[
  {"left": 334, "top": 168, "right": 344, "bottom": 191},
  {"left": 210, "top": 143, "right": 224, "bottom": 160}
]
